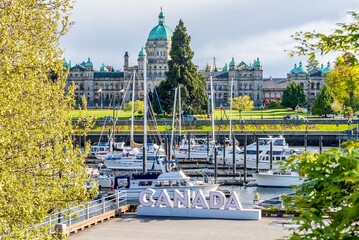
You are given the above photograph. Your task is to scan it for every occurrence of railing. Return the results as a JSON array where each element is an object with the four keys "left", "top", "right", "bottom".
[{"left": 36, "top": 191, "right": 127, "bottom": 234}]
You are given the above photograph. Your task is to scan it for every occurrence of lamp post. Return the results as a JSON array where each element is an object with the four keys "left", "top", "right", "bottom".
[
  {"left": 295, "top": 104, "right": 300, "bottom": 119},
  {"left": 260, "top": 104, "right": 264, "bottom": 119},
  {"left": 348, "top": 119, "right": 352, "bottom": 137},
  {"left": 98, "top": 88, "right": 103, "bottom": 109},
  {"left": 307, "top": 78, "right": 312, "bottom": 114}
]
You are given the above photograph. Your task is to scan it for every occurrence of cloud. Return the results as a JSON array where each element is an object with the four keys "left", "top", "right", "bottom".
[{"left": 60, "top": 0, "right": 359, "bottom": 76}]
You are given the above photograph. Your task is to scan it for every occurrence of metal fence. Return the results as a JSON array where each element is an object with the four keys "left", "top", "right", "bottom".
[{"left": 37, "top": 191, "right": 127, "bottom": 234}]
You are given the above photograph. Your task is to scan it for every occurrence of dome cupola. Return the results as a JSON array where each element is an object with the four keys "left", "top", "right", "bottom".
[{"left": 148, "top": 10, "right": 173, "bottom": 40}]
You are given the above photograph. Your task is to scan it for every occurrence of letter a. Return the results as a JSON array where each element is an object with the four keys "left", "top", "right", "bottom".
[
  {"left": 224, "top": 191, "right": 242, "bottom": 210},
  {"left": 155, "top": 189, "right": 172, "bottom": 207},
  {"left": 191, "top": 190, "right": 209, "bottom": 209}
]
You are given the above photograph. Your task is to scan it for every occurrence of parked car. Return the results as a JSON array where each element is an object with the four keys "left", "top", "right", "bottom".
[
  {"left": 283, "top": 115, "right": 294, "bottom": 120},
  {"left": 103, "top": 116, "right": 113, "bottom": 122},
  {"left": 283, "top": 115, "right": 306, "bottom": 120},
  {"left": 182, "top": 114, "right": 198, "bottom": 121}
]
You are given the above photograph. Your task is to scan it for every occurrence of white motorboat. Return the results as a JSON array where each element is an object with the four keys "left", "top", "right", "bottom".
[
  {"left": 215, "top": 136, "right": 298, "bottom": 170},
  {"left": 103, "top": 143, "right": 166, "bottom": 170},
  {"left": 88, "top": 142, "right": 110, "bottom": 158},
  {"left": 252, "top": 170, "right": 305, "bottom": 187},
  {"left": 113, "top": 169, "right": 219, "bottom": 200}
]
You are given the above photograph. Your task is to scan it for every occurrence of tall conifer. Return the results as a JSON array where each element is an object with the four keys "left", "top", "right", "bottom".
[{"left": 154, "top": 20, "right": 207, "bottom": 114}]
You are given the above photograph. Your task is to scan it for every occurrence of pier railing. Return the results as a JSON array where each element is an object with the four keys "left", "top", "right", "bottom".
[{"left": 37, "top": 191, "right": 127, "bottom": 234}]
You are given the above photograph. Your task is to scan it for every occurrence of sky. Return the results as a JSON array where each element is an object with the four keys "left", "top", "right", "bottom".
[{"left": 60, "top": 0, "right": 359, "bottom": 78}]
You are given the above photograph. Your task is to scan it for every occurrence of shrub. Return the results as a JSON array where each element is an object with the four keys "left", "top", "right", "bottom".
[{"left": 266, "top": 101, "right": 283, "bottom": 109}]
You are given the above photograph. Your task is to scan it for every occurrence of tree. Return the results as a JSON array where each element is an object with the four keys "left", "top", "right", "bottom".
[
  {"left": 305, "top": 59, "right": 320, "bottom": 72},
  {"left": 123, "top": 100, "right": 144, "bottom": 115},
  {"left": 230, "top": 95, "right": 254, "bottom": 119},
  {"left": 331, "top": 99, "right": 343, "bottom": 115},
  {"left": 310, "top": 85, "right": 335, "bottom": 116},
  {"left": 290, "top": 11, "right": 359, "bottom": 65},
  {"left": 154, "top": 20, "right": 208, "bottom": 114},
  {"left": 284, "top": 141, "right": 359, "bottom": 239},
  {"left": 325, "top": 60, "right": 359, "bottom": 112},
  {"left": 0, "top": 1, "right": 96, "bottom": 238},
  {"left": 281, "top": 82, "right": 306, "bottom": 109}
]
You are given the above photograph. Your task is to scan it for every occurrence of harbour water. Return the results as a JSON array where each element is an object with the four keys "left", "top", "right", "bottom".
[{"left": 219, "top": 185, "right": 295, "bottom": 207}]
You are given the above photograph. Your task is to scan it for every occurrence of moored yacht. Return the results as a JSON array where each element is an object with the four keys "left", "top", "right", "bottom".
[
  {"left": 213, "top": 136, "right": 298, "bottom": 170},
  {"left": 113, "top": 169, "right": 219, "bottom": 200},
  {"left": 103, "top": 143, "right": 166, "bottom": 171},
  {"left": 252, "top": 170, "right": 305, "bottom": 187}
]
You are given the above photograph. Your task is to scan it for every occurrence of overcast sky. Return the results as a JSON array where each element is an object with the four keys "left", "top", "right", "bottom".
[{"left": 60, "top": 0, "right": 359, "bottom": 78}]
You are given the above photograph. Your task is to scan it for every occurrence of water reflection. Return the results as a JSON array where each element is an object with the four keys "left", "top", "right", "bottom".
[{"left": 219, "top": 185, "right": 295, "bottom": 207}]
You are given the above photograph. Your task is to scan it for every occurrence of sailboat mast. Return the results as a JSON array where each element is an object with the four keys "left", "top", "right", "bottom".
[
  {"left": 178, "top": 85, "right": 182, "bottom": 137},
  {"left": 229, "top": 77, "right": 233, "bottom": 142},
  {"left": 130, "top": 71, "right": 136, "bottom": 144},
  {"left": 143, "top": 50, "right": 147, "bottom": 173},
  {"left": 170, "top": 87, "right": 178, "bottom": 159},
  {"left": 210, "top": 75, "right": 215, "bottom": 144}
]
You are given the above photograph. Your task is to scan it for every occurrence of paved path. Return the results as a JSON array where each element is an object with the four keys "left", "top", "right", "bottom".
[{"left": 69, "top": 214, "right": 293, "bottom": 240}]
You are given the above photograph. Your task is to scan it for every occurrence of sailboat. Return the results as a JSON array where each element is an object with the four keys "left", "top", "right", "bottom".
[
  {"left": 113, "top": 52, "right": 219, "bottom": 200},
  {"left": 102, "top": 71, "right": 167, "bottom": 170}
]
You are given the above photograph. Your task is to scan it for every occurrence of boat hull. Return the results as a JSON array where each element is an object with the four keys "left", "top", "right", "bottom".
[{"left": 252, "top": 172, "right": 305, "bottom": 187}]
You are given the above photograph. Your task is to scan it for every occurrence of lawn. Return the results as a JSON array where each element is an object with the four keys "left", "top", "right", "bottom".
[{"left": 70, "top": 108, "right": 313, "bottom": 120}]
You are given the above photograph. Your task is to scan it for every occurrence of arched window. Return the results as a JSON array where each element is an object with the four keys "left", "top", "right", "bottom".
[{"left": 316, "top": 82, "right": 320, "bottom": 89}]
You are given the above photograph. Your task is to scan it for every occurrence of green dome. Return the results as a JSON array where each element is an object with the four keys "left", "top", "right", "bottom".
[
  {"left": 99, "top": 63, "right": 108, "bottom": 72},
  {"left": 138, "top": 47, "right": 146, "bottom": 56},
  {"left": 63, "top": 59, "right": 69, "bottom": 67},
  {"left": 253, "top": 57, "right": 262, "bottom": 67},
  {"left": 222, "top": 63, "right": 228, "bottom": 72},
  {"left": 148, "top": 11, "right": 173, "bottom": 40},
  {"left": 229, "top": 58, "right": 236, "bottom": 67},
  {"left": 321, "top": 62, "right": 331, "bottom": 74},
  {"left": 85, "top": 57, "right": 93, "bottom": 67},
  {"left": 290, "top": 62, "right": 307, "bottom": 74}
]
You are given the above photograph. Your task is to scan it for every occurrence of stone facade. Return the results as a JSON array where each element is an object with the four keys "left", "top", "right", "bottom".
[{"left": 201, "top": 58, "right": 264, "bottom": 107}]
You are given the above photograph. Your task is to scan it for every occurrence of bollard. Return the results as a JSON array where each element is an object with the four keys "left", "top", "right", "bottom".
[
  {"left": 253, "top": 192, "right": 260, "bottom": 204},
  {"left": 55, "top": 223, "right": 67, "bottom": 238}
]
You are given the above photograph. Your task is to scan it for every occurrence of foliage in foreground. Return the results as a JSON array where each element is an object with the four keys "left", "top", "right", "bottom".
[
  {"left": 284, "top": 141, "right": 359, "bottom": 239},
  {"left": 0, "top": 1, "right": 96, "bottom": 238}
]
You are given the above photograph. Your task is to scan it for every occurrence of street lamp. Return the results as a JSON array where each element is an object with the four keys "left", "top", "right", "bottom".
[
  {"left": 348, "top": 119, "right": 352, "bottom": 137},
  {"left": 295, "top": 104, "right": 300, "bottom": 119},
  {"left": 97, "top": 88, "right": 103, "bottom": 109},
  {"left": 307, "top": 78, "right": 312, "bottom": 114},
  {"left": 260, "top": 104, "right": 264, "bottom": 119}
]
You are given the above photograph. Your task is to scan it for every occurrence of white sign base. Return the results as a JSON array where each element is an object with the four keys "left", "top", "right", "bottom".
[{"left": 137, "top": 205, "right": 261, "bottom": 220}]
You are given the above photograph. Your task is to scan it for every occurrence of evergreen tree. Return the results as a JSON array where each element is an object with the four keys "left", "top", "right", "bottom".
[
  {"left": 0, "top": 1, "right": 96, "bottom": 238},
  {"left": 154, "top": 20, "right": 208, "bottom": 114},
  {"left": 281, "top": 82, "right": 306, "bottom": 109},
  {"left": 310, "top": 85, "right": 335, "bottom": 116}
]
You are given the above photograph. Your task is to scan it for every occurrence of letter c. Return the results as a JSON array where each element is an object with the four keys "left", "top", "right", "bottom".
[{"left": 139, "top": 188, "right": 156, "bottom": 207}]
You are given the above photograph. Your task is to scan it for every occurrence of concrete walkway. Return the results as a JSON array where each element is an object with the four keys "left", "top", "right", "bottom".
[{"left": 69, "top": 214, "right": 293, "bottom": 240}]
